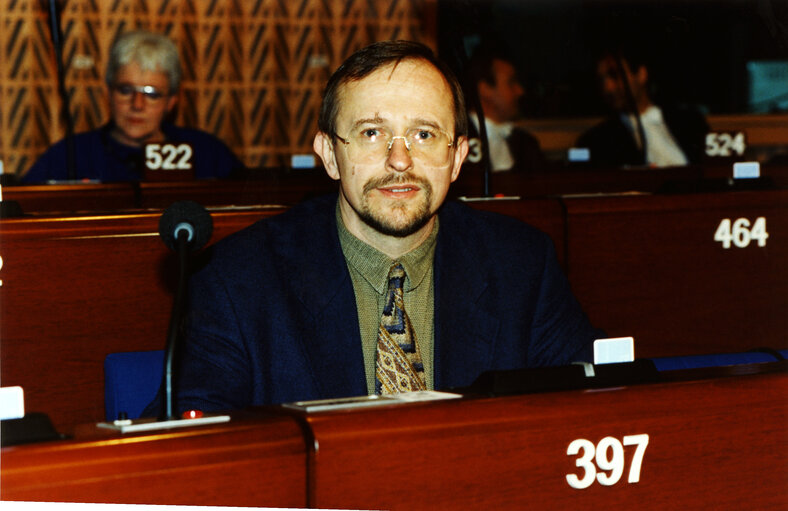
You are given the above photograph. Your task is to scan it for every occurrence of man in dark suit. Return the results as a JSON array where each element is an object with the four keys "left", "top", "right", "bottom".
[
  {"left": 161, "top": 41, "right": 600, "bottom": 415},
  {"left": 576, "top": 47, "right": 708, "bottom": 168},
  {"left": 464, "top": 45, "right": 546, "bottom": 173}
]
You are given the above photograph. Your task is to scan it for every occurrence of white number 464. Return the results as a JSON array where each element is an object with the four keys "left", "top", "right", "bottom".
[
  {"left": 566, "top": 434, "right": 649, "bottom": 489},
  {"left": 714, "top": 217, "right": 768, "bottom": 249}
]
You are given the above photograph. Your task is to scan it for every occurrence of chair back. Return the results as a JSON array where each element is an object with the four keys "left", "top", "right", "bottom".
[{"left": 104, "top": 350, "right": 164, "bottom": 421}]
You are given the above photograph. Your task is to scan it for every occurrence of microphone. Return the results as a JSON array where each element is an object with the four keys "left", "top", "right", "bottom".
[
  {"left": 158, "top": 200, "right": 213, "bottom": 252},
  {"left": 97, "top": 201, "right": 229, "bottom": 431},
  {"left": 158, "top": 201, "right": 213, "bottom": 420}
]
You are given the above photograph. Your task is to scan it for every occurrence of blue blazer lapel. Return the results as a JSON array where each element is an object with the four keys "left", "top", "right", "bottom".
[
  {"left": 433, "top": 204, "right": 500, "bottom": 390},
  {"left": 286, "top": 196, "right": 368, "bottom": 400}
]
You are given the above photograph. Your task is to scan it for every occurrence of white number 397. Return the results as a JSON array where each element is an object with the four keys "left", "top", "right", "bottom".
[{"left": 566, "top": 434, "right": 649, "bottom": 489}]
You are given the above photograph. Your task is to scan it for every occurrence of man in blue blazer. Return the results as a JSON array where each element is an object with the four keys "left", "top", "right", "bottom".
[{"left": 160, "top": 41, "right": 601, "bottom": 415}]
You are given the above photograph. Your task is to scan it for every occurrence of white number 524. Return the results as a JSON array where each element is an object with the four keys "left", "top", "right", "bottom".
[{"left": 566, "top": 434, "right": 649, "bottom": 489}]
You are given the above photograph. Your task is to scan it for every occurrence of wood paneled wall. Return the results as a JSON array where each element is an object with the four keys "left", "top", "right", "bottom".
[{"left": 0, "top": 0, "right": 436, "bottom": 177}]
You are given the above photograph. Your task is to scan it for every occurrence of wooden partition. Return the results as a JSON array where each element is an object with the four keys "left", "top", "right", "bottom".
[
  {"left": 2, "top": 186, "right": 787, "bottom": 433},
  {"left": 3, "top": 169, "right": 338, "bottom": 214},
  {"left": 0, "top": 208, "right": 285, "bottom": 433},
  {"left": 451, "top": 162, "right": 788, "bottom": 200},
  {"left": 5, "top": 163, "right": 787, "bottom": 216},
  {"left": 1, "top": 413, "right": 307, "bottom": 507},
  {"left": 0, "top": 198, "right": 565, "bottom": 433},
  {"left": 3, "top": 365, "right": 786, "bottom": 510},
  {"left": 304, "top": 366, "right": 787, "bottom": 511},
  {"left": 564, "top": 189, "right": 788, "bottom": 357}
]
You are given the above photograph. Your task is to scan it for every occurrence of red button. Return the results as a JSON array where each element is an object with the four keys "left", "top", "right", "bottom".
[{"left": 182, "top": 409, "right": 203, "bottom": 419}]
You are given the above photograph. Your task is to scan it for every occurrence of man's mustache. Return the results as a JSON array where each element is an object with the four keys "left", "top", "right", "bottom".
[{"left": 363, "top": 172, "right": 432, "bottom": 195}]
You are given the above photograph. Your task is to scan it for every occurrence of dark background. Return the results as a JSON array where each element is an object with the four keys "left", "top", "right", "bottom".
[{"left": 437, "top": 0, "right": 788, "bottom": 118}]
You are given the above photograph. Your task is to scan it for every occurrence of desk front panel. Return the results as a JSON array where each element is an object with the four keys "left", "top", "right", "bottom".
[
  {"left": 306, "top": 370, "right": 787, "bottom": 510},
  {"left": 564, "top": 190, "right": 788, "bottom": 356},
  {"left": 1, "top": 415, "right": 307, "bottom": 507},
  {"left": 0, "top": 209, "right": 284, "bottom": 433}
]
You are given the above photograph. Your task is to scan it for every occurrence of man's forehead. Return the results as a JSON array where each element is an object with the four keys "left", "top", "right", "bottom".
[
  {"left": 340, "top": 59, "right": 446, "bottom": 93},
  {"left": 335, "top": 59, "right": 453, "bottom": 127}
]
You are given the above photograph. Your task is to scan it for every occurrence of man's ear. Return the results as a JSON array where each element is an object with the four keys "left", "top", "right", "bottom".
[
  {"left": 477, "top": 80, "right": 495, "bottom": 103},
  {"left": 314, "top": 131, "right": 340, "bottom": 181},
  {"left": 450, "top": 136, "right": 469, "bottom": 183}
]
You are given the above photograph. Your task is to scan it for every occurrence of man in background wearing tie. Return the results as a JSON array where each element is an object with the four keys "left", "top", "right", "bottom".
[
  {"left": 576, "top": 45, "right": 709, "bottom": 168},
  {"left": 151, "top": 40, "right": 600, "bottom": 416}
]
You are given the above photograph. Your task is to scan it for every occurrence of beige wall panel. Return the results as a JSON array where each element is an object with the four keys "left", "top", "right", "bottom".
[{"left": 0, "top": 0, "right": 433, "bottom": 177}]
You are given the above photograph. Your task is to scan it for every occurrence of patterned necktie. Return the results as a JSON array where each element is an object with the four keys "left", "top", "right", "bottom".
[{"left": 375, "top": 263, "right": 426, "bottom": 394}]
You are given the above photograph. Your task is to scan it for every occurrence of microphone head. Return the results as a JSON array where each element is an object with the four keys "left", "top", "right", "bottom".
[{"left": 159, "top": 200, "right": 213, "bottom": 252}]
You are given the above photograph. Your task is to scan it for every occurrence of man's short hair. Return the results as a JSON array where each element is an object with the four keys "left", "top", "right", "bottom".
[
  {"left": 466, "top": 43, "right": 514, "bottom": 87},
  {"left": 105, "top": 30, "right": 182, "bottom": 93},
  {"left": 318, "top": 40, "right": 468, "bottom": 143}
]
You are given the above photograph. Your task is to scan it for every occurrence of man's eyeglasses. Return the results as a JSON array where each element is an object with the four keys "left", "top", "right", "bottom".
[
  {"left": 111, "top": 84, "right": 169, "bottom": 103},
  {"left": 335, "top": 126, "right": 455, "bottom": 166}
]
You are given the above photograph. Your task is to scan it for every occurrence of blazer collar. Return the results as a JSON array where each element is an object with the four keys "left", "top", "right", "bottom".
[
  {"left": 433, "top": 202, "right": 500, "bottom": 390},
  {"left": 286, "top": 195, "right": 368, "bottom": 399}
]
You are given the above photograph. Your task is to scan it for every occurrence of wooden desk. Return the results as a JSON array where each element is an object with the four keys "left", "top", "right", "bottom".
[
  {"left": 451, "top": 165, "right": 703, "bottom": 198},
  {"left": 563, "top": 189, "right": 788, "bottom": 356},
  {"left": 0, "top": 199, "right": 566, "bottom": 434},
  {"left": 5, "top": 163, "right": 785, "bottom": 216},
  {"left": 2, "top": 183, "right": 140, "bottom": 214},
  {"left": 5, "top": 366, "right": 783, "bottom": 509},
  {"left": 2, "top": 190, "right": 786, "bottom": 434},
  {"left": 3, "top": 170, "right": 338, "bottom": 215},
  {"left": 451, "top": 163, "right": 788, "bottom": 200},
  {"left": 0, "top": 208, "right": 284, "bottom": 434},
  {"left": 136, "top": 170, "right": 338, "bottom": 210},
  {"left": 0, "top": 413, "right": 307, "bottom": 507},
  {"left": 304, "top": 366, "right": 787, "bottom": 511}
]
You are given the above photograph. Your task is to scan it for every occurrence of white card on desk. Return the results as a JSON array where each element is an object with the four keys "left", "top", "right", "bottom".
[
  {"left": 733, "top": 161, "right": 760, "bottom": 179},
  {"left": 0, "top": 386, "right": 25, "bottom": 420},
  {"left": 594, "top": 337, "right": 635, "bottom": 365}
]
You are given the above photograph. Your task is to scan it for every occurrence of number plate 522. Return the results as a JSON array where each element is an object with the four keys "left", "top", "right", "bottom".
[{"left": 145, "top": 143, "right": 194, "bottom": 171}]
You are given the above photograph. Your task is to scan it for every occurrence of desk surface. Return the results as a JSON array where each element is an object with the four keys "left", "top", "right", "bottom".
[
  {"left": 2, "top": 365, "right": 786, "bottom": 510},
  {"left": 1, "top": 412, "right": 307, "bottom": 507},
  {"left": 5, "top": 163, "right": 787, "bottom": 215}
]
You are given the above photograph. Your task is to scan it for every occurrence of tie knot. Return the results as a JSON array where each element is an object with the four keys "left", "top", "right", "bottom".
[
  {"left": 388, "top": 262, "right": 406, "bottom": 283},
  {"left": 385, "top": 263, "right": 406, "bottom": 296}
]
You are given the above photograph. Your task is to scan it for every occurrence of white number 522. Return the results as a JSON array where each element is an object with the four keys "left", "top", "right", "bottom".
[{"left": 145, "top": 143, "right": 194, "bottom": 171}]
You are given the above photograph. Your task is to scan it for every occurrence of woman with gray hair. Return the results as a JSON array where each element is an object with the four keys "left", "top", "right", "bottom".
[{"left": 23, "top": 30, "right": 243, "bottom": 183}]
